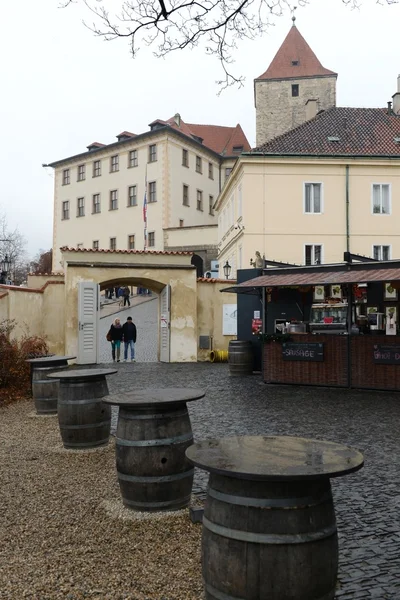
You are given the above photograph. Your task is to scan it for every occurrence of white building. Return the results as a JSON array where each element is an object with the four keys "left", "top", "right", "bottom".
[{"left": 48, "top": 114, "right": 250, "bottom": 274}]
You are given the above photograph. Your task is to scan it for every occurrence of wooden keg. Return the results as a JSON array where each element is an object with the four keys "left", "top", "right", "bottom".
[
  {"left": 32, "top": 366, "right": 66, "bottom": 415},
  {"left": 202, "top": 474, "right": 338, "bottom": 600},
  {"left": 228, "top": 340, "right": 253, "bottom": 376},
  {"left": 57, "top": 374, "right": 112, "bottom": 449},
  {"left": 116, "top": 404, "right": 194, "bottom": 511}
]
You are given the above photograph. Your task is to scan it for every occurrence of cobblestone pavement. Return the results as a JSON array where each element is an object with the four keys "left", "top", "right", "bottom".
[
  {"left": 105, "top": 362, "right": 400, "bottom": 599},
  {"left": 99, "top": 296, "right": 158, "bottom": 363}
]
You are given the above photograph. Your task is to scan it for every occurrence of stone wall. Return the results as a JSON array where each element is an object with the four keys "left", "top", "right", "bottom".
[{"left": 255, "top": 75, "right": 337, "bottom": 146}]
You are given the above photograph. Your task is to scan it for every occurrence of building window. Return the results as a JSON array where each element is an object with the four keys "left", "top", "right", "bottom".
[
  {"left": 304, "top": 183, "right": 322, "bottom": 213},
  {"left": 148, "top": 181, "right": 157, "bottom": 203},
  {"left": 208, "top": 162, "right": 214, "bottom": 180},
  {"left": 197, "top": 190, "right": 203, "bottom": 211},
  {"left": 77, "top": 164, "right": 85, "bottom": 181},
  {"left": 129, "top": 150, "right": 138, "bottom": 168},
  {"left": 92, "top": 240, "right": 99, "bottom": 250},
  {"left": 93, "top": 160, "right": 101, "bottom": 177},
  {"left": 110, "top": 190, "right": 118, "bottom": 210},
  {"left": 110, "top": 237, "right": 117, "bottom": 250},
  {"left": 233, "top": 146, "right": 243, "bottom": 154},
  {"left": 128, "top": 235, "right": 135, "bottom": 250},
  {"left": 292, "top": 84, "right": 299, "bottom": 97},
  {"left": 373, "top": 245, "right": 391, "bottom": 261},
  {"left": 77, "top": 197, "right": 85, "bottom": 217},
  {"left": 238, "top": 184, "right": 242, "bottom": 217},
  {"left": 238, "top": 245, "right": 242, "bottom": 269},
  {"left": 110, "top": 155, "right": 119, "bottom": 172},
  {"left": 372, "top": 184, "right": 390, "bottom": 214},
  {"left": 179, "top": 219, "right": 184, "bottom": 227},
  {"left": 128, "top": 185, "right": 137, "bottom": 207},
  {"left": 196, "top": 156, "right": 202, "bottom": 173},
  {"left": 62, "top": 169, "right": 70, "bottom": 185},
  {"left": 92, "top": 194, "right": 101, "bottom": 214},
  {"left": 148, "top": 231, "right": 155, "bottom": 247},
  {"left": 182, "top": 149, "right": 189, "bottom": 167},
  {"left": 183, "top": 185, "right": 189, "bottom": 206},
  {"left": 148, "top": 144, "right": 157, "bottom": 163},
  {"left": 225, "top": 168, "right": 232, "bottom": 181},
  {"left": 62, "top": 200, "right": 70, "bottom": 220},
  {"left": 305, "top": 244, "right": 322, "bottom": 266},
  {"left": 292, "top": 60, "right": 299, "bottom": 66},
  {"left": 209, "top": 195, "right": 214, "bottom": 215}
]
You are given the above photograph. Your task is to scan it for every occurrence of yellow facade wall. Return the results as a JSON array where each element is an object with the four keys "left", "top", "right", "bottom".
[{"left": 196, "top": 281, "right": 237, "bottom": 361}]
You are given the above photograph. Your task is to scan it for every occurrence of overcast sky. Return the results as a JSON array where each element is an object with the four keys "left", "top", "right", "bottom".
[{"left": 1, "top": 0, "right": 400, "bottom": 258}]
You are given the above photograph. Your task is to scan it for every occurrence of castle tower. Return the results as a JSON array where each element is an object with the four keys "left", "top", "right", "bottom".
[{"left": 254, "top": 19, "right": 337, "bottom": 146}]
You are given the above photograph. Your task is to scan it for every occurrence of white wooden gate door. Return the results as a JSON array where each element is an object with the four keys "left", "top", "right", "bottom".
[
  {"left": 77, "top": 282, "right": 99, "bottom": 364},
  {"left": 160, "top": 284, "right": 171, "bottom": 363}
]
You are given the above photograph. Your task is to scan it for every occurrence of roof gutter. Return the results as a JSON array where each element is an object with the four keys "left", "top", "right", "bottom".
[{"left": 242, "top": 152, "right": 400, "bottom": 160}]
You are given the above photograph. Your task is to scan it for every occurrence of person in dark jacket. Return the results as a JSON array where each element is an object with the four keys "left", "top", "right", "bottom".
[
  {"left": 122, "top": 316, "right": 137, "bottom": 362},
  {"left": 108, "top": 318, "right": 123, "bottom": 362},
  {"left": 123, "top": 286, "right": 130, "bottom": 307}
]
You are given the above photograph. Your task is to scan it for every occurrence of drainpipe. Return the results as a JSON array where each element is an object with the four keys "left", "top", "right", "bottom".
[{"left": 346, "top": 165, "right": 350, "bottom": 253}]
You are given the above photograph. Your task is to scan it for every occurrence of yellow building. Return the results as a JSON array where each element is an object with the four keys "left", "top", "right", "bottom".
[{"left": 216, "top": 104, "right": 400, "bottom": 275}]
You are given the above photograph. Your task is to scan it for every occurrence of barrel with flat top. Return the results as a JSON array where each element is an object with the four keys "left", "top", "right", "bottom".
[
  {"left": 48, "top": 369, "right": 116, "bottom": 449},
  {"left": 103, "top": 388, "right": 205, "bottom": 511},
  {"left": 27, "top": 355, "right": 75, "bottom": 415},
  {"left": 228, "top": 340, "right": 253, "bottom": 376}
]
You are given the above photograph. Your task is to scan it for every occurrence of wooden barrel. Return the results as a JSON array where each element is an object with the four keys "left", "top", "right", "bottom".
[
  {"left": 228, "top": 340, "right": 253, "bottom": 376},
  {"left": 32, "top": 365, "right": 68, "bottom": 415},
  {"left": 202, "top": 474, "right": 338, "bottom": 600},
  {"left": 116, "top": 404, "right": 194, "bottom": 511},
  {"left": 57, "top": 377, "right": 111, "bottom": 449}
]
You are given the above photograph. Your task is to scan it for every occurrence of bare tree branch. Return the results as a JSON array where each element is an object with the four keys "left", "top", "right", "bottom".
[{"left": 61, "top": 0, "right": 398, "bottom": 89}]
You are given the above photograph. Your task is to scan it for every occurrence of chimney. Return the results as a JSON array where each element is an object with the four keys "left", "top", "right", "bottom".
[
  {"left": 388, "top": 101, "right": 392, "bottom": 115},
  {"left": 305, "top": 98, "right": 319, "bottom": 121},
  {"left": 174, "top": 113, "right": 181, "bottom": 127},
  {"left": 392, "top": 75, "right": 400, "bottom": 115}
]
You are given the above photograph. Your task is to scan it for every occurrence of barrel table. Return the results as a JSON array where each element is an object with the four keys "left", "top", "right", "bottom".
[
  {"left": 186, "top": 435, "right": 364, "bottom": 600},
  {"left": 27, "top": 355, "right": 76, "bottom": 415},
  {"left": 103, "top": 388, "right": 205, "bottom": 511},
  {"left": 228, "top": 340, "right": 253, "bottom": 376},
  {"left": 48, "top": 368, "right": 117, "bottom": 449}
]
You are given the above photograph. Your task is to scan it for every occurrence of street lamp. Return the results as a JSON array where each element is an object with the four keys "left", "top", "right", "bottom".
[
  {"left": 223, "top": 260, "right": 231, "bottom": 279},
  {"left": 0, "top": 254, "right": 11, "bottom": 284}
]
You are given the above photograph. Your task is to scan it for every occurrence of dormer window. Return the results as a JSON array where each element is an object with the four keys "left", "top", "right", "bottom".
[
  {"left": 233, "top": 146, "right": 244, "bottom": 154},
  {"left": 292, "top": 60, "right": 299, "bottom": 66}
]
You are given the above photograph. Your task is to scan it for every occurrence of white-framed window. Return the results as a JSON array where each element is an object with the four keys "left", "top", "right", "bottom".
[
  {"left": 148, "top": 144, "right": 157, "bottom": 163},
  {"left": 110, "top": 155, "right": 119, "bottom": 172},
  {"left": 372, "top": 184, "right": 390, "bottom": 214},
  {"left": 197, "top": 190, "right": 203, "bottom": 211},
  {"left": 225, "top": 168, "right": 232, "bottom": 181},
  {"left": 128, "top": 185, "right": 137, "bottom": 207},
  {"left": 92, "top": 240, "right": 99, "bottom": 250},
  {"left": 182, "top": 149, "right": 189, "bottom": 167},
  {"left": 128, "top": 235, "right": 135, "bottom": 250},
  {"left": 304, "top": 183, "right": 322, "bottom": 214},
  {"left": 373, "top": 245, "right": 391, "bottom": 261},
  {"left": 62, "top": 200, "right": 70, "bottom": 220},
  {"left": 196, "top": 156, "right": 202, "bottom": 173},
  {"left": 148, "top": 181, "right": 157, "bottom": 203},
  {"left": 110, "top": 237, "right": 117, "bottom": 250},
  {"left": 208, "top": 162, "right": 214, "bottom": 180},
  {"left": 93, "top": 160, "right": 101, "bottom": 177},
  {"left": 129, "top": 150, "right": 138, "bottom": 168},
  {"left": 92, "top": 194, "right": 101, "bottom": 214},
  {"left": 148, "top": 231, "right": 155, "bottom": 247},
  {"left": 62, "top": 169, "right": 70, "bottom": 185},
  {"left": 77, "top": 197, "right": 85, "bottom": 217},
  {"left": 183, "top": 185, "right": 189, "bottom": 206},
  {"left": 77, "top": 164, "right": 85, "bottom": 181},
  {"left": 209, "top": 195, "right": 214, "bottom": 216},
  {"left": 304, "top": 244, "right": 323, "bottom": 265},
  {"left": 110, "top": 190, "right": 118, "bottom": 210}
]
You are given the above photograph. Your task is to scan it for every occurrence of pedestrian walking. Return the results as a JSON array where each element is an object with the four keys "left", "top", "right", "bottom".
[
  {"left": 107, "top": 318, "right": 123, "bottom": 362},
  {"left": 123, "top": 286, "right": 131, "bottom": 307},
  {"left": 122, "top": 316, "right": 137, "bottom": 362},
  {"left": 118, "top": 286, "right": 124, "bottom": 307}
]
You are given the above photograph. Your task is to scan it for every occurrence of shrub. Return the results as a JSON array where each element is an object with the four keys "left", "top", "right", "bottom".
[{"left": 0, "top": 319, "right": 50, "bottom": 406}]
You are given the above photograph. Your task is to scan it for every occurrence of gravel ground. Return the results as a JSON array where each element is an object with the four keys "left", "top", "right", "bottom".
[{"left": 2, "top": 363, "right": 400, "bottom": 599}]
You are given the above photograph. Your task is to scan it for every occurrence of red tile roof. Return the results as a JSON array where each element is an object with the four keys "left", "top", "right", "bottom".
[
  {"left": 60, "top": 247, "right": 193, "bottom": 256},
  {"left": 253, "top": 107, "right": 400, "bottom": 156},
  {"left": 117, "top": 131, "right": 136, "bottom": 138},
  {"left": 87, "top": 142, "right": 106, "bottom": 148},
  {"left": 257, "top": 24, "right": 336, "bottom": 80},
  {"left": 165, "top": 117, "right": 251, "bottom": 156},
  {"left": 235, "top": 268, "right": 400, "bottom": 288},
  {"left": 197, "top": 277, "right": 237, "bottom": 283}
]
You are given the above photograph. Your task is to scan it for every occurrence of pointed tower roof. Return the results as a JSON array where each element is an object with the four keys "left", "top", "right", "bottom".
[{"left": 257, "top": 22, "right": 337, "bottom": 80}]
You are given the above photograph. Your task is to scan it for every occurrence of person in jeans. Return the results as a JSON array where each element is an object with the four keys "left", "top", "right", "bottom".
[
  {"left": 108, "top": 318, "right": 123, "bottom": 362},
  {"left": 123, "top": 286, "right": 131, "bottom": 307},
  {"left": 122, "top": 316, "right": 137, "bottom": 362}
]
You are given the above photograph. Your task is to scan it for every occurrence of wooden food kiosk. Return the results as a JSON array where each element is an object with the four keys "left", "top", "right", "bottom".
[{"left": 225, "top": 256, "right": 400, "bottom": 391}]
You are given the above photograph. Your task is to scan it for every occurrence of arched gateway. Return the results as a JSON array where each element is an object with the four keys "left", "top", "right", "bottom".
[{"left": 61, "top": 248, "right": 198, "bottom": 364}]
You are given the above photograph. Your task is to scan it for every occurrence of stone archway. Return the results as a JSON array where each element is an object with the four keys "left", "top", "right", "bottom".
[{"left": 61, "top": 248, "right": 198, "bottom": 363}]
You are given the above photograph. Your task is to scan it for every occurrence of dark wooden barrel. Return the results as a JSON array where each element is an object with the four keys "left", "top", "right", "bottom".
[
  {"left": 57, "top": 377, "right": 111, "bottom": 449},
  {"left": 202, "top": 474, "right": 338, "bottom": 600},
  {"left": 228, "top": 340, "right": 253, "bottom": 376},
  {"left": 116, "top": 404, "right": 194, "bottom": 511},
  {"left": 32, "top": 366, "right": 68, "bottom": 415}
]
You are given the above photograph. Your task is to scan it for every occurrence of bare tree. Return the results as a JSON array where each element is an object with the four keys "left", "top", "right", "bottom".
[
  {"left": 62, "top": 0, "right": 397, "bottom": 90},
  {"left": 30, "top": 249, "right": 53, "bottom": 275},
  {"left": 0, "top": 214, "right": 27, "bottom": 285}
]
